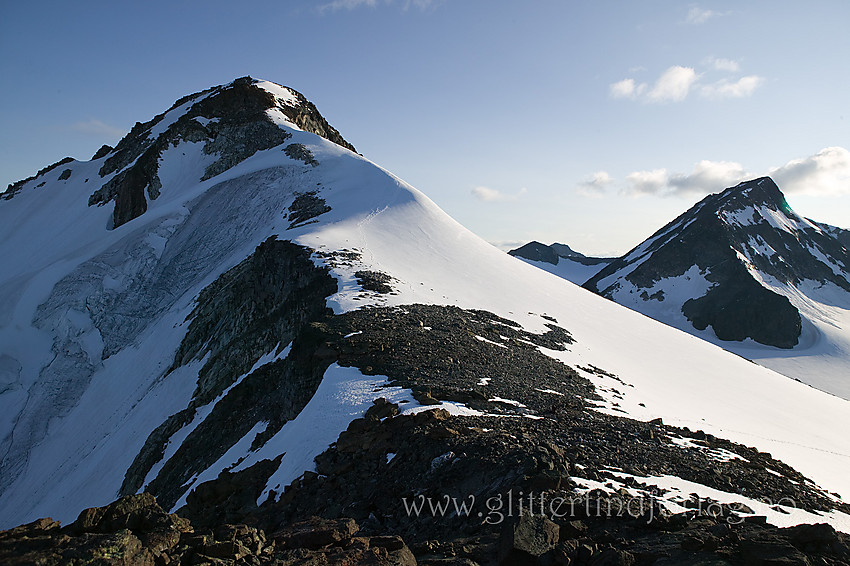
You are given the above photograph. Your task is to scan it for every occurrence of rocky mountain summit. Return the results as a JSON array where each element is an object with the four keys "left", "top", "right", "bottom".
[
  {"left": 585, "top": 177, "right": 850, "bottom": 349},
  {"left": 3, "top": 79, "right": 850, "bottom": 564}
]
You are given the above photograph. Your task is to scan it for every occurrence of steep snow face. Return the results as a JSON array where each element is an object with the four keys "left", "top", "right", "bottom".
[
  {"left": 582, "top": 177, "right": 850, "bottom": 399},
  {"left": 2, "top": 84, "right": 850, "bottom": 535}
]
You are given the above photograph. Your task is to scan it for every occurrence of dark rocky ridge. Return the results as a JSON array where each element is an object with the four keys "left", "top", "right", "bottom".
[
  {"left": 510, "top": 241, "right": 562, "bottom": 265},
  {"left": 121, "top": 238, "right": 338, "bottom": 508},
  {"left": 509, "top": 241, "right": 615, "bottom": 269},
  {"left": 83, "top": 76, "right": 355, "bottom": 228}
]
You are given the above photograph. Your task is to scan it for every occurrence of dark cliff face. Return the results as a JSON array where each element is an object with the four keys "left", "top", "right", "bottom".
[
  {"left": 83, "top": 77, "right": 355, "bottom": 229},
  {"left": 585, "top": 177, "right": 850, "bottom": 349},
  {"left": 120, "top": 238, "right": 338, "bottom": 509}
]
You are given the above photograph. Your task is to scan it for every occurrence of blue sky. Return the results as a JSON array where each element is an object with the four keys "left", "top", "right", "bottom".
[{"left": 2, "top": 1, "right": 848, "bottom": 255}]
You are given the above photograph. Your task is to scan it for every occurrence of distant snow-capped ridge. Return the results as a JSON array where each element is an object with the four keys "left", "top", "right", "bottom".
[{"left": 3, "top": 78, "right": 850, "bottom": 554}]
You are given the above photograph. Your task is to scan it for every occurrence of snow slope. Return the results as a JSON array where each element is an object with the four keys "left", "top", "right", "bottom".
[
  {"left": 1, "top": 80, "right": 850, "bottom": 534},
  {"left": 514, "top": 256, "right": 611, "bottom": 285}
]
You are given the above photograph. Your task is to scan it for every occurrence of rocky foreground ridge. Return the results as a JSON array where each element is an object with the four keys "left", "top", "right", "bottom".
[{"left": 3, "top": 413, "right": 850, "bottom": 566}]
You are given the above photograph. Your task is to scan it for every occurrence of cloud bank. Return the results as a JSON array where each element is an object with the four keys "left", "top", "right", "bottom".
[
  {"left": 580, "top": 147, "right": 850, "bottom": 199},
  {"left": 610, "top": 60, "right": 763, "bottom": 103},
  {"left": 770, "top": 147, "right": 850, "bottom": 195}
]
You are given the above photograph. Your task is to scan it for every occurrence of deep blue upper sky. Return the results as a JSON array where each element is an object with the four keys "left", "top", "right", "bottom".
[{"left": 2, "top": 1, "right": 848, "bottom": 254}]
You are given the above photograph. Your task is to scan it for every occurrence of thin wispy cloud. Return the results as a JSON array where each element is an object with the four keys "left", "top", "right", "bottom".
[
  {"left": 319, "top": 0, "right": 440, "bottom": 13},
  {"left": 578, "top": 171, "right": 614, "bottom": 197},
  {"left": 704, "top": 57, "right": 740, "bottom": 73},
  {"left": 69, "top": 119, "right": 125, "bottom": 138},
  {"left": 700, "top": 75, "right": 764, "bottom": 99},
  {"left": 471, "top": 186, "right": 527, "bottom": 202},
  {"left": 685, "top": 6, "right": 724, "bottom": 24}
]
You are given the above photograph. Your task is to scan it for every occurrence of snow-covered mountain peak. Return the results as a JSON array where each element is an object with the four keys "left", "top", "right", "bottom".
[{"left": 3, "top": 77, "right": 355, "bottom": 229}]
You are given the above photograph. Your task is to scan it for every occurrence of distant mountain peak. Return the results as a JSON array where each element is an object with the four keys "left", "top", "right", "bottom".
[{"left": 584, "top": 176, "right": 850, "bottom": 357}]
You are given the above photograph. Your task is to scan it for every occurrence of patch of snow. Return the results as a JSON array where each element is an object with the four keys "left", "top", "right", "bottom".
[
  {"left": 475, "top": 335, "right": 508, "bottom": 348},
  {"left": 535, "top": 388, "right": 565, "bottom": 396},
  {"left": 489, "top": 397, "right": 527, "bottom": 408},
  {"left": 193, "top": 116, "right": 219, "bottom": 126},
  {"left": 255, "top": 80, "right": 300, "bottom": 107}
]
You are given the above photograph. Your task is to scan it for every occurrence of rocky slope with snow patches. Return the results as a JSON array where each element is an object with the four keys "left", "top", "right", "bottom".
[
  {"left": 3, "top": 79, "right": 850, "bottom": 563},
  {"left": 582, "top": 177, "right": 850, "bottom": 399}
]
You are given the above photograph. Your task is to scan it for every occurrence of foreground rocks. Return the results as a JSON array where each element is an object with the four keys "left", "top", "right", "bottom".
[
  {"left": 0, "top": 495, "right": 415, "bottom": 565},
  {"left": 4, "top": 490, "right": 850, "bottom": 565}
]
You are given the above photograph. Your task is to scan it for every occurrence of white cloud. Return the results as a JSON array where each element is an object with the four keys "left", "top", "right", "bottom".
[
  {"left": 609, "top": 79, "right": 636, "bottom": 99},
  {"left": 670, "top": 160, "right": 748, "bottom": 194},
  {"left": 770, "top": 147, "right": 850, "bottom": 195},
  {"left": 70, "top": 119, "right": 125, "bottom": 138},
  {"left": 319, "top": 0, "right": 439, "bottom": 12},
  {"left": 700, "top": 75, "right": 764, "bottom": 99},
  {"left": 610, "top": 66, "right": 699, "bottom": 104},
  {"left": 625, "top": 169, "right": 670, "bottom": 196},
  {"left": 471, "top": 186, "right": 527, "bottom": 202},
  {"left": 609, "top": 79, "right": 643, "bottom": 100},
  {"left": 685, "top": 6, "right": 721, "bottom": 24},
  {"left": 704, "top": 57, "right": 740, "bottom": 73},
  {"left": 647, "top": 66, "right": 699, "bottom": 103},
  {"left": 624, "top": 161, "right": 748, "bottom": 197},
  {"left": 578, "top": 171, "right": 614, "bottom": 197}
]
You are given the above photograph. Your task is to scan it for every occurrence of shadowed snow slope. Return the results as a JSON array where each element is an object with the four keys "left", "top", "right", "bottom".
[{"left": 1, "top": 79, "right": 849, "bottom": 533}]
